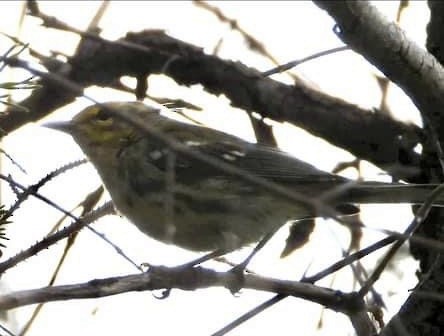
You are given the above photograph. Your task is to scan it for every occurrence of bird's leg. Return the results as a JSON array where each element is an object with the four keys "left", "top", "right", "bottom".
[
  {"left": 150, "top": 249, "right": 228, "bottom": 299},
  {"left": 228, "top": 229, "right": 277, "bottom": 293}
]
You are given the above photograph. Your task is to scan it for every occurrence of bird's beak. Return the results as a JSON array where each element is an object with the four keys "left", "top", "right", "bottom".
[{"left": 43, "top": 121, "right": 74, "bottom": 134}]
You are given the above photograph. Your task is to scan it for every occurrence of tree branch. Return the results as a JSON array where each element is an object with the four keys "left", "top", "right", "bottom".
[
  {"left": 313, "top": 2, "right": 444, "bottom": 334},
  {"left": 0, "top": 265, "right": 366, "bottom": 316},
  {"left": 1, "top": 29, "right": 421, "bottom": 180},
  {"left": 314, "top": 0, "right": 444, "bottom": 152}
]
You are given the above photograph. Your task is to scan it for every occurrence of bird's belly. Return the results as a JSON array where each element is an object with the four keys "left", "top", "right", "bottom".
[{"left": 112, "top": 189, "right": 296, "bottom": 252}]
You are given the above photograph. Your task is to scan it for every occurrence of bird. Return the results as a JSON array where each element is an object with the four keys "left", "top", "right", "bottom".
[{"left": 44, "top": 101, "right": 443, "bottom": 253}]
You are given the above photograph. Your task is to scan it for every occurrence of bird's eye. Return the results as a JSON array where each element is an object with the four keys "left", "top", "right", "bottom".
[{"left": 96, "top": 109, "right": 111, "bottom": 121}]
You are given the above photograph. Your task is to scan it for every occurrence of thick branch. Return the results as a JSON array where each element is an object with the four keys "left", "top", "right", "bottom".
[
  {"left": 314, "top": 1, "right": 444, "bottom": 144},
  {"left": 426, "top": 1, "right": 444, "bottom": 65},
  {"left": 313, "top": 2, "right": 444, "bottom": 335},
  {"left": 1, "top": 30, "right": 421, "bottom": 178}
]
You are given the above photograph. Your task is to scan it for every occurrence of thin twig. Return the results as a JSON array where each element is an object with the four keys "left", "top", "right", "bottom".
[
  {"left": 359, "top": 184, "right": 444, "bottom": 296},
  {"left": 262, "top": 46, "right": 349, "bottom": 76},
  {"left": 0, "top": 202, "right": 114, "bottom": 274},
  {"left": 0, "top": 174, "right": 139, "bottom": 274}
]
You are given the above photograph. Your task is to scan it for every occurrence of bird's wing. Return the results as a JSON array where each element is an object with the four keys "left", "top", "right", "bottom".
[{"left": 139, "top": 131, "right": 345, "bottom": 185}]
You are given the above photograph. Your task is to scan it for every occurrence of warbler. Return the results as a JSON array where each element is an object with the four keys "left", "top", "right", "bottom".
[{"left": 45, "top": 101, "right": 442, "bottom": 252}]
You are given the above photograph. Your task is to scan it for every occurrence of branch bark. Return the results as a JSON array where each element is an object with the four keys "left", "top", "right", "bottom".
[
  {"left": 0, "top": 265, "right": 372, "bottom": 333},
  {"left": 314, "top": 1, "right": 444, "bottom": 129},
  {"left": 313, "top": 1, "right": 444, "bottom": 335},
  {"left": 1, "top": 29, "right": 422, "bottom": 180}
]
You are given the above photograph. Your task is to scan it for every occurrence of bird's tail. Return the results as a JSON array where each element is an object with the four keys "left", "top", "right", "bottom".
[{"left": 327, "top": 182, "right": 444, "bottom": 207}]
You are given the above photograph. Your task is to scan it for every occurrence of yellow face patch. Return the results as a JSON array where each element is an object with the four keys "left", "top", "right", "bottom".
[{"left": 71, "top": 105, "right": 135, "bottom": 146}]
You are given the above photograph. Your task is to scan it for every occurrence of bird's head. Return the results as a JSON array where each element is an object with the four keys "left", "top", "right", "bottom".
[{"left": 44, "top": 102, "right": 160, "bottom": 151}]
